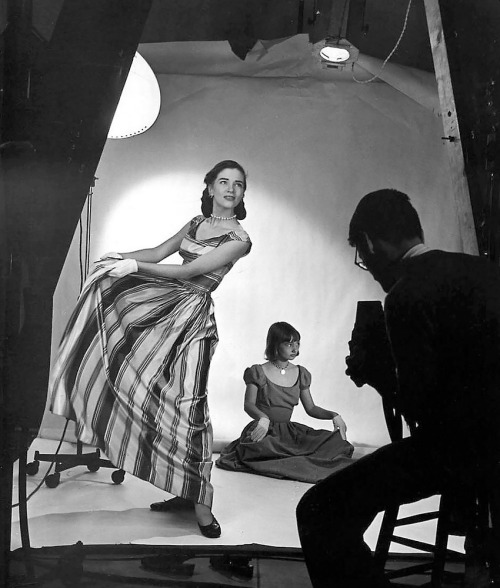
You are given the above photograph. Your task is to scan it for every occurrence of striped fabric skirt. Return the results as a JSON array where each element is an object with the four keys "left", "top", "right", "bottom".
[{"left": 50, "top": 266, "right": 218, "bottom": 506}]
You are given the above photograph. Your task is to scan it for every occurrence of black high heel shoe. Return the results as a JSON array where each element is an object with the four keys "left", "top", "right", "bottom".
[
  {"left": 150, "top": 497, "right": 194, "bottom": 512},
  {"left": 198, "top": 516, "right": 221, "bottom": 538}
]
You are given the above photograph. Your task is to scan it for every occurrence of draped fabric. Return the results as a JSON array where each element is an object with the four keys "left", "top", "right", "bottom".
[{"left": 50, "top": 215, "right": 251, "bottom": 506}]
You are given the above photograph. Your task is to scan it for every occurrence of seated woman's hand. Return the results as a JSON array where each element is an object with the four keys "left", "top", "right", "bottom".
[
  {"left": 250, "top": 417, "right": 270, "bottom": 442},
  {"left": 332, "top": 414, "right": 347, "bottom": 441}
]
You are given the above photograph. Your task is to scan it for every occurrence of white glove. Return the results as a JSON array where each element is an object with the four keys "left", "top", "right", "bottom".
[
  {"left": 108, "top": 258, "right": 138, "bottom": 277},
  {"left": 99, "top": 252, "right": 123, "bottom": 261},
  {"left": 333, "top": 414, "right": 347, "bottom": 441},
  {"left": 250, "top": 417, "right": 270, "bottom": 442}
]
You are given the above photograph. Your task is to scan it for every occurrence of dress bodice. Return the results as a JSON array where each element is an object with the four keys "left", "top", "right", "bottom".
[
  {"left": 178, "top": 215, "right": 251, "bottom": 294},
  {"left": 243, "top": 364, "right": 312, "bottom": 422}
]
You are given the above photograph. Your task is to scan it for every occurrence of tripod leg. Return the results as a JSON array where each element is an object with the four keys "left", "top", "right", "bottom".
[
  {"left": 0, "top": 447, "right": 14, "bottom": 587},
  {"left": 18, "top": 443, "right": 35, "bottom": 581}
]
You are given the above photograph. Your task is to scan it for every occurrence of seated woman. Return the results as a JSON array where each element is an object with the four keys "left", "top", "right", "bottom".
[{"left": 216, "top": 322, "right": 354, "bottom": 483}]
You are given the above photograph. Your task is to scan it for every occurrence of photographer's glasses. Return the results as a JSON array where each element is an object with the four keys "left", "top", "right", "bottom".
[{"left": 354, "top": 247, "right": 369, "bottom": 271}]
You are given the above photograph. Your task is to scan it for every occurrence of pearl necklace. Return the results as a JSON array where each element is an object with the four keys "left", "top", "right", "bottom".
[
  {"left": 211, "top": 213, "right": 237, "bottom": 221},
  {"left": 271, "top": 361, "right": 290, "bottom": 375}
]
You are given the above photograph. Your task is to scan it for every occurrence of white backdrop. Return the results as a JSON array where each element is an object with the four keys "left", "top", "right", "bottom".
[{"left": 41, "top": 36, "right": 462, "bottom": 449}]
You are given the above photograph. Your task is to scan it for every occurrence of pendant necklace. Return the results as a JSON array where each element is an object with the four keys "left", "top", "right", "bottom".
[{"left": 271, "top": 361, "right": 289, "bottom": 375}]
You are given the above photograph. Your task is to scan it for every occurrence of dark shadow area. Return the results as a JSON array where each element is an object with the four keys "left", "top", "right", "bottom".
[{"left": 8, "top": 543, "right": 470, "bottom": 588}]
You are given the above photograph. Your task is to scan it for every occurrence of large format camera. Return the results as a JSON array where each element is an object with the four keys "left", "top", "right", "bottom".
[{"left": 345, "top": 301, "right": 400, "bottom": 440}]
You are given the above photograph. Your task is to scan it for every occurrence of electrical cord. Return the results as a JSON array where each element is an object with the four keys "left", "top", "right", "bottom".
[
  {"left": 78, "top": 215, "right": 85, "bottom": 288},
  {"left": 85, "top": 183, "right": 93, "bottom": 279},
  {"left": 352, "top": 0, "right": 413, "bottom": 85},
  {"left": 78, "top": 180, "right": 94, "bottom": 286}
]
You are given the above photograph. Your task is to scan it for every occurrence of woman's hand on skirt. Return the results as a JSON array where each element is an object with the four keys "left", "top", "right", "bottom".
[
  {"left": 108, "top": 258, "right": 138, "bottom": 277},
  {"left": 92, "top": 252, "right": 123, "bottom": 273},
  {"left": 332, "top": 415, "right": 347, "bottom": 440},
  {"left": 99, "top": 252, "right": 123, "bottom": 261},
  {"left": 250, "top": 417, "right": 270, "bottom": 442}
]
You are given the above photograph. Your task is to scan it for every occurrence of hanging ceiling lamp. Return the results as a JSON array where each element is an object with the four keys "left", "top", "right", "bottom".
[
  {"left": 320, "top": 38, "right": 359, "bottom": 67},
  {"left": 108, "top": 52, "right": 161, "bottom": 139},
  {"left": 320, "top": 0, "right": 359, "bottom": 70}
]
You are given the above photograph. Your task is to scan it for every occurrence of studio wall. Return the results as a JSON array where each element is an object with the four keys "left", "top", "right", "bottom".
[{"left": 40, "top": 36, "right": 462, "bottom": 450}]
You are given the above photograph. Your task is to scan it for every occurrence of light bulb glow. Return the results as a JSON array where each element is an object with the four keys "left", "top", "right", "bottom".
[{"left": 320, "top": 46, "right": 350, "bottom": 63}]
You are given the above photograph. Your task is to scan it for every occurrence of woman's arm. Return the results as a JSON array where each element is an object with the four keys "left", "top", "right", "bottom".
[
  {"left": 244, "top": 383, "right": 269, "bottom": 420},
  {"left": 137, "top": 239, "right": 249, "bottom": 280},
  {"left": 119, "top": 220, "right": 192, "bottom": 263},
  {"left": 300, "top": 388, "right": 347, "bottom": 440},
  {"left": 244, "top": 383, "right": 270, "bottom": 442},
  {"left": 300, "top": 388, "right": 337, "bottom": 419}
]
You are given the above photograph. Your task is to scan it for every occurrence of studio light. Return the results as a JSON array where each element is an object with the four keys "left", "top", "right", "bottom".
[
  {"left": 320, "top": 37, "right": 359, "bottom": 68},
  {"left": 108, "top": 52, "right": 161, "bottom": 139},
  {"left": 318, "top": 0, "right": 359, "bottom": 70}
]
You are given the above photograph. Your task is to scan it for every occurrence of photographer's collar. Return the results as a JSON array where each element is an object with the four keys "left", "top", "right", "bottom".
[{"left": 401, "top": 243, "right": 431, "bottom": 260}]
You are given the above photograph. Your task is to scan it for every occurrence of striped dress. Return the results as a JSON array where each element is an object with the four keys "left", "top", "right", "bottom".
[{"left": 50, "top": 215, "right": 251, "bottom": 507}]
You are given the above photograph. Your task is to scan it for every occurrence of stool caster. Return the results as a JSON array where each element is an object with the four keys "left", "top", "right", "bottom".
[
  {"left": 45, "top": 473, "right": 61, "bottom": 488},
  {"left": 87, "top": 463, "right": 100, "bottom": 472},
  {"left": 26, "top": 460, "right": 40, "bottom": 476},
  {"left": 111, "top": 469, "right": 125, "bottom": 484}
]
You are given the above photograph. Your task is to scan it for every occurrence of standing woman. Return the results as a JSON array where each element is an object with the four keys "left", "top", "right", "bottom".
[{"left": 50, "top": 160, "right": 252, "bottom": 538}]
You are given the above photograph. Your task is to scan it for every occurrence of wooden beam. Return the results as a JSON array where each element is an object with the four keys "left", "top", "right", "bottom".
[{"left": 423, "top": 0, "right": 478, "bottom": 255}]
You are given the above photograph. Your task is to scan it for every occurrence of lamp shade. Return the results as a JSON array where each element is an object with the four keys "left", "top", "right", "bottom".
[
  {"left": 108, "top": 52, "right": 161, "bottom": 139},
  {"left": 320, "top": 38, "right": 359, "bottom": 69},
  {"left": 320, "top": 45, "right": 350, "bottom": 63}
]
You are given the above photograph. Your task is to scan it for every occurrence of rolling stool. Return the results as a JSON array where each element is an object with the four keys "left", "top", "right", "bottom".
[
  {"left": 26, "top": 420, "right": 125, "bottom": 488},
  {"left": 30, "top": 440, "right": 126, "bottom": 488}
]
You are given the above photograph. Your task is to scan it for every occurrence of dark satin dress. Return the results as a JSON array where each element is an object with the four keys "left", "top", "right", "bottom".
[{"left": 216, "top": 364, "right": 354, "bottom": 483}]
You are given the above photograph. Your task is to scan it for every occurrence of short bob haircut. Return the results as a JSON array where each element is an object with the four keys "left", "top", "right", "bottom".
[
  {"left": 265, "top": 322, "right": 301, "bottom": 362},
  {"left": 201, "top": 160, "right": 247, "bottom": 220},
  {"left": 348, "top": 189, "right": 423, "bottom": 247}
]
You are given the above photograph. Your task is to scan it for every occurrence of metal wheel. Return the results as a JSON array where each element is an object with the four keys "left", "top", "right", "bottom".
[
  {"left": 26, "top": 460, "right": 40, "bottom": 476},
  {"left": 111, "top": 469, "right": 125, "bottom": 484},
  {"left": 45, "top": 473, "right": 61, "bottom": 488}
]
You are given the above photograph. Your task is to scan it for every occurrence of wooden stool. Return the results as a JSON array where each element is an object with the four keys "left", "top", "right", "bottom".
[
  {"left": 374, "top": 398, "right": 498, "bottom": 587},
  {"left": 346, "top": 300, "right": 499, "bottom": 586},
  {"left": 374, "top": 490, "right": 464, "bottom": 586}
]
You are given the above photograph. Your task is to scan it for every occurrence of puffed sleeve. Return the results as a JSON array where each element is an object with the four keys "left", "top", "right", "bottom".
[
  {"left": 243, "top": 364, "right": 265, "bottom": 387},
  {"left": 298, "top": 366, "right": 312, "bottom": 390},
  {"left": 224, "top": 226, "right": 252, "bottom": 256}
]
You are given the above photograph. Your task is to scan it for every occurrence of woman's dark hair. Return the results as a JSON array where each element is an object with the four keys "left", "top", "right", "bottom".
[
  {"left": 348, "top": 189, "right": 423, "bottom": 247},
  {"left": 265, "top": 322, "right": 301, "bottom": 362},
  {"left": 201, "top": 160, "right": 247, "bottom": 220}
]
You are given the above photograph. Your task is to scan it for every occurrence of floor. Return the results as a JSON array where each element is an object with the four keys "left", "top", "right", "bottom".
[
  {"left": 10, "top": 438, "right": 466, "bottom": 581},
  {"left": 12, "top": 438, "right": 312, "bottom": 550}
]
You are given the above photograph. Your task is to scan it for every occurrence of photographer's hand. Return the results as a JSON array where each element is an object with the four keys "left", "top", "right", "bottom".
[{"left": 345, "top": 337, "right": 372, "bottom": 387}]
